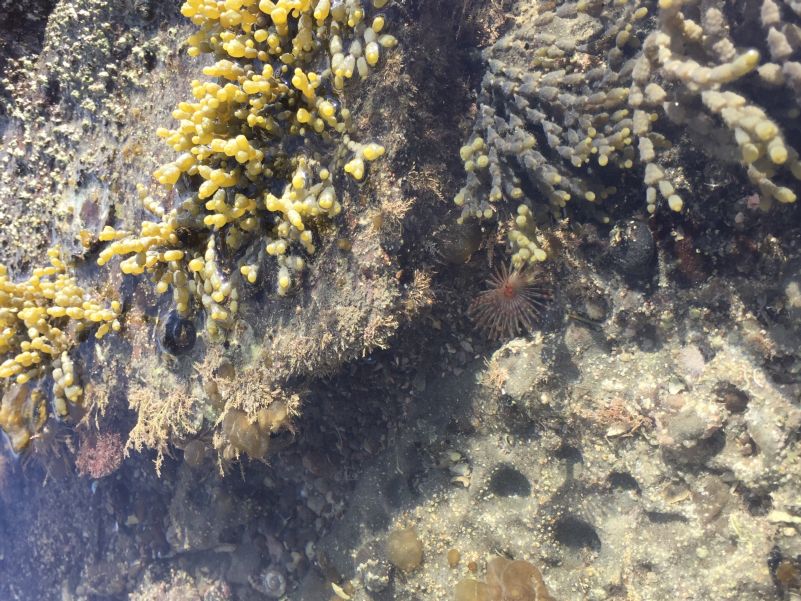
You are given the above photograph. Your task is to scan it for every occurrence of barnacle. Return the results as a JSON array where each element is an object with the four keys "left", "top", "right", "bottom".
[
  {"left": 161, "top": 310, "right": 197, "bottom": 356},
  {"left": 251, "top": 565, "right": 287, "bottom": 599},
  {"left": 259, "top": 567, "right": 286, "bottom": 599}
]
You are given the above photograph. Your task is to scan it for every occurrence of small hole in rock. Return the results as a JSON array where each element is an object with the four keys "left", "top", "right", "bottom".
[
  {"left": 555, "top": 444, "right": 582, "bottom": 463},
  {"left": 608, "top": 472, "right": 640, "bottom": 493},
  {"left": 143, "top": 48, "right": 157, "bottom": 71},
  {"left": 554, "top": 517, "right": 601, "bottom": 550},
  {"left": 488, "top": 465, "right": 531, "bottom": 497},
  {"left": 636, "top": 323, "right": 662, "bottom": 352},
  {"left": 744, "top": 490, "right": 773, "bottom": 516},
  {"left": 715, "top": 382, "right": 749, "bottom": 413},
  {"left": 646, "top": 511, "right": 687, "bottom": 524},
  {"left": 44, "top": 77, "right": 60, "bottom": 105}
]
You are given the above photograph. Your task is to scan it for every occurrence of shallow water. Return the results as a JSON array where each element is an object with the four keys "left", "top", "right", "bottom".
[{"left": 1, "top": 0, "right": 801, "bottom": 599}]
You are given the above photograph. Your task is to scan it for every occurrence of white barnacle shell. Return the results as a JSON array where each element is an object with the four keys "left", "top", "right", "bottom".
[{"left": 261, "top": 566, "right": 287, "bottom": 598}]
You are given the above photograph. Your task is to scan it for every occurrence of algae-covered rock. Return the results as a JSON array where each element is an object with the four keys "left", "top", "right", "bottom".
[{"left": 0, "top": 0, "right": 430, "bottom": 465}]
